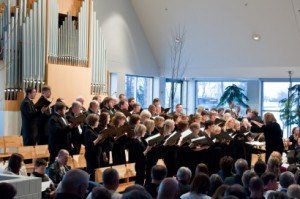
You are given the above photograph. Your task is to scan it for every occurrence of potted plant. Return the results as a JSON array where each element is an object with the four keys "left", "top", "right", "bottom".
[{"left": 217, "top": 84, "right": 249, "bottom": 108}]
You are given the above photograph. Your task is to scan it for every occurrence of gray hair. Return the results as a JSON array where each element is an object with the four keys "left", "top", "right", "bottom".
[
  {"left": 234, "top": 159, "right": 248, "bottom": 175},
  {"left": 176, "top": 167, "right": 192, "bottom": 182},
  {"left": 279, "top": 171, "right": 295, "bottom": 189},
  {"left": 287, "top": 184, "right": 300, "bottom": 199}
]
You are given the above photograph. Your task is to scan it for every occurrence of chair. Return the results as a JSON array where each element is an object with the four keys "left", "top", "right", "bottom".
[
  {"left": 17, "top": 146, "right": 36, "bottom": 173},
  {"left": 4, "top": 135, "right": 23, "bottom": 153},
  {"left": 73, "top": 154, "right": 86, "bottom": 169},
  {"left": 35, "top": 145, "right": 50, "bottom": 159},
  {"left": 67, "top": 156, "right": 75, "bottom": 169},
  {"left": 79, "top": 145, "right": 85, "bottom": 155},
  {"left": 95, "top": 166, "right": 112, "bottom": 183}
]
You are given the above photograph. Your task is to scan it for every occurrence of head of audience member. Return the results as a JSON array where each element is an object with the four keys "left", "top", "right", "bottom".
[
  {"left": 212, "top": 184, "right": 229, "bottom": 199},
  {"left": 249, "top": 177, "right": 264, "bottom": 199},
  {"left": 176, "top": 167, "right": 191, "bottom": 185},
  {"left": 92, "top": 95, "right": 102, "bottom": 104},
  {"left": 129, "top": 114, "right": 141, "bottom": 126},
  {"left": 287, "top": 184, "right": 300, "bottom": 199},
  {"left": 295, "top": 169, "right": 300, "bottom": 185},
  {"left": 157, "top": 178, "right": 178, "bottom": 199},
  {"left": 122, "top": 190, "right": 152, "bottom": 199},
  {"left": 55, "top": 102, "right": 67, "bottom": 116},
  {"left": 154, "top": 116, "right": 165, "bottom": 129},
  {"left": 89, "top": 187, "right": 111, "bottom": 199},
  {"left": 140, "top": 110, "right": 151, "bottom": 123},
  {"left": 89, "top": 100, "right": 99, "bottom": 113},
  {"left": 76, "top": 96, "right": 85, "bottom": 106},
  {"left": 119, "top": 100, "right": 129, "bottom": 111},
  {"left": 209, "top": 174, "right": 223, "bottom": 196},
  {"left": 86, "top": 114, "right": 99, "bottom": 129},
  {"left": 98, "top": 112, "right": 110, "bottom": 129},
  {"left": 267, "top": 157, "right": 281, "bottom": 178},
  {"left": 190, "top": 122, "right": 200, "bottom": 136},
  {"left": 254, "top": 158, "right": 267, "bottom": 177},
  {"left": 148, "top": 105, "right": 157, "bottom": 116},
  {"left": 219, "top": 156, "right": 234, "bottom": 175},
  {"left": 103, "top": 168, "right": 119, "bottom": 191},
  {"left": 128, "top": 97, "right": 135, "bottom": 107},
  {"left": 175, "top": 104, "right": 183, "bottom": 114},
  {"left": 267, "top": 191, "right": 288, "bottom": 199},
  {"left": 242, "top": 170, "right": 257, "bottom": 190},
  {"left": 224, "top": 184, "right": 246, "bottom": 199},
  {"left": 163, "top": 119, "right": 175, "bottom": 135},
  {"left": 7, "top": 153, "right": 24, "bottom": 175},
  {"left": 41, "top": 85, "right": 51, "bottom": 98},
  {"left": 25, "top": 87, "right": 37, "bottom": 100},
  {"left": 234, "top": 158, "right": 248, "bottom": 176},
  {"left": 190, "top": 173, "right": 210, "bottom": 196},
  {"left": 34, "top": 158, "right": 47, "bottom": 175},
  {"left": 144, "top": 119, "right": 155, "bottom": 134},
  {"left": 59, "top": 169, "right": 89, "bottom": 199},
  {"left": 57, "top": 149, "right": 69, "bottom": 166},
  {"left": 112, "top": 112, "right": 127, "bottom": 127},
  {"left": 71, "top": 101, "right": 82, "bottom": 115},
  {"left": 134, "top": 124, "right": 147, "bottom": 139},
  {"left": 287, "top": 164, "right": 299, "bottom": 174},
  {"left": 119, "top": 94, "right": 126, "bottom": 101},
  {"left": 124, "top": 184, "right": 146, "bottom": 193},
  {"left": 261, "top": 172, "right": 278, "bottom": 191},
  {"left": 0, "top": 182, "right": 17, "bottom": 199},
  {"left": 279, "top": 171, "right": 295, "bottom": 189},
  {"left": 195, "top": 163, "right": 209, "bottom": 176},
  {"left": 132, "top": 103, "right": 141, "bottom": 114},
  {"left": 269, "top": 151, "right": 283, "bottom": 163},
  {"left": 177, "top": 120, "right": 189, "bottom": 133}
]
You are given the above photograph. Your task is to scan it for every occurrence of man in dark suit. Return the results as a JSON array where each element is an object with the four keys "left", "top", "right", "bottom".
[
  {"left": 36, "top": 85, "right": 52, "bottom": 145},
  {"left": 20, "top": 87, "right": 38, "bottom": 146},
  {"left": 48, "top": 102, "right": 76, "bottom": 164}
]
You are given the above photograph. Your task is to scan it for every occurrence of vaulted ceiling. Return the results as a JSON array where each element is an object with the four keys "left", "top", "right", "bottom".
[{"left": 131, "top": 0, "right": 300, "bottom": 78}]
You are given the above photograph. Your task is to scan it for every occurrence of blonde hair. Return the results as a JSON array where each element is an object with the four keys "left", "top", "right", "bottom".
[
  {"left": 190, "top": 122, "right": 200, "bottom": 133},
  {"left": 264, "top": 112, "right": 276, "bottom": 124},
  {"left": 140, "top": 110, "right": 151, "bottom": 122},
  {"left": 164, "top": 119, "right": 175, "bottom": 135},
  {"left": 134, "top": 124, "right": 147, "bottom": 138},
  {"left": 111, "top": 112, "right": 126, "bottom": 127},
  {"left": 144, "top": 119, "right": 155, "bottom": 133},
  {"left": 223, "top": 113, "right": 232, "bottom": 121},
  {"left": 154, "top": 116, "right": 165, "bottom": 126},
  {"left": 223, "top": 118, "right": 236, "bottom": 132}
]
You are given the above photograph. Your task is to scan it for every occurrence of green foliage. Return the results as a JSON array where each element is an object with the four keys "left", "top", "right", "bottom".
[
  {"left": 217, "top": 84, "right": 249, "bottom": 108},
  {"left": 279, "top": 84, "right": 300, "bottom": 127}
]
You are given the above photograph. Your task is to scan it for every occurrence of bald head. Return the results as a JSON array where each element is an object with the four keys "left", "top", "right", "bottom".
[
  {"left": 57, "top": 149, "right": 69, "bottom": 166},
  {"left": 157, "top": 178, "right": 178, "bottom": 199}
]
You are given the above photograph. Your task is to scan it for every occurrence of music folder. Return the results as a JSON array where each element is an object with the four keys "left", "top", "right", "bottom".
[
  {"left": 215, "top": 132, "right": 233, "bottom": 141},
  {"left": 121, "top": 110, "right": 131, "bottom": 117},
  {"left": 178, "top": 129, "right": 194, "bottom": 146},
  {"left": 69, "top": 114, "right": 86, "bottom": 125},
  {"left": 115, "top": 124, "right": 132, "bottom": 137},
  {"left": 100, "top": 127, "right": 116, "bottom": 140},
  {"left": 162, "top": 107, "right": 171, "bottom": 113},
  {"left": 145, "top": 133, "right": 165, "bottom": 146},
  {"left": 35, "top": 97, "right": 52, "bottom": 109},
  {"left": 165, "top": 131, "right": 181, "bottom": 146},
  {"left": 191, "top": 136, "right": 214, "bottom": 146}
]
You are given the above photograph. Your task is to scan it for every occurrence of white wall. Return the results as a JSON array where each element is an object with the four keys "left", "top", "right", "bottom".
[{"left": 93, "top": 0, "right": 159, "bottom": 95}]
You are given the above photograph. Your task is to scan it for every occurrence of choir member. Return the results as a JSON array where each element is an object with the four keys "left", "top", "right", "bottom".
[
  {"left": 20, "top": 87, "right": 38, "bottom": 146},
  {"left": 153, "top": 116, "right": 165, "bottom": 135},
  {"left": 288, "top": 127, "right": 299, "bottom": 150},
  {"left": 36, "top": 85, "right": 52, "bottom": 145},
  {"left": 222, "top": 118, "right": 236, "bottom": 134},
  {"left": 131, "top": 103, "right": 142, "bottom": 115},
  {"left": 148, "top": 104, "right": 157, "bottom": 117},
  {"left": 83, "top": 113, "right": 103, "bottom": 181},
  {"left": 132, "top": 124, "right": 152, "bottom": 185},
  {"left": 252, "top": 112, "right": 284, "bottom": 162},
  {"left": 144, "top": 119, "right": 155, "bottom": 138},
  {"left": 101, "top": 97, "right": 116, "bottom": 116},
  {"left": 92, "top": 95, "right": 102, "bottom": 104},
  {"left": 97, "top": 112, "right": 111, "bottom": 166},
  {"left": 170, "top": 104, "right": 183, "bottom": 116},
  {"left": 85, "top": 100, "right": 100, "bottom": 116},
  {"left": 76, "top": 96, "right": 86, "bottom": 112},
  {"left": 140, "top": 110, "right": 152, "bottom": 124},
  {"left": 128, "top": 97, "right": 136, "bottom": 112}
]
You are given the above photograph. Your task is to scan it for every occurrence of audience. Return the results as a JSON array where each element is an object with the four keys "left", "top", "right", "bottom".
[
  {"left": 253, "top": 158, "right": 267, "bottom": 177},
  {"left": 157, "top": 178, "right": 179, "bottom": 199},
  {"left": 0, "top": 182, "right": 17, "bottom": 199},
  {"left": 261, "top": 172, "right": 278, "bottom": 198},
  {"left": 3, "top": 153, "right": 27, "bottom": 176},
  {"left": 208, "top": 174, "right": 223, "bottom": 197},
  {"left": 86, "top": 187, "right": 111, "bottom": 199},
  {"left": 145, "top": 165, "right": 168, "bottom": 198},
  {"left": 217, "top": 156, "right": 234, "bottom": 181},
  {"left": 224, "top": 158, "right": 248, "bottom": 186},
  {"left": 241, "top": 170, "right": 256, "bottom": 197},
  {"left": 287, "top": 184, "right": 300, "bottom": 199},
  {"left": 224, "top": 184, "right": 246, "bottom": 199},
  {"left": 248, "top": 176, "right": 264, "bottom": 199},
  {"left": 181, "top": 173, "right": 210, "bottom": 199},
  {"left": 102, "top": 168, "right": 122, "bottom": 199},
  {"left": 176, "top": 167, "right": 192, "bottom": 197},
  {"left": 279, "top": 171, "right": 295, "bottom": 193}
]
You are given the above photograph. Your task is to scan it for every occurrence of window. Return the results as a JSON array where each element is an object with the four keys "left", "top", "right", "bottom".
[
  {"left": 195, "top": 81, "right": 247, "bottom": 109},
  {"left": 262, "top": 81, "right": 300, "bottom": 137},
  {"left": 125, "top": 75, "right": 153, "bottom": 109},
  {"left": 165, "top": 79, "right": 183, "bottom": 111}
]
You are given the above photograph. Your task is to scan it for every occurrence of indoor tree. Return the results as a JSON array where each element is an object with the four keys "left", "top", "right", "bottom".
[{"left": 217, "top": 84, "right": 249, "bottom": 108}]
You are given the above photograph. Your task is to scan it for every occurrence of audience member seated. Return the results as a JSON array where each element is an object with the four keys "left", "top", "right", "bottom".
[
  {"left": 48, "top": 149, "right": 71, "bottom": 187},
  {"left": 266, "top": 157, "right": 281, "bottom": 179},
  {"left": 287, "top": 184, "right": 300, "bottom": 199},
  {"left": 176, "top": 167, "right": 192, "bottom": 197},
  {"left": 267, "top": 191, "right": 288, "bottom": 199},
  {"left": 124, "top": 184, "right": 147, "bottom": 193},
  {"left": 269, "top": 151, "right": 286, "bottom": 173},
  {"left": 0, "top": 182, "right": 17, "bottom": 199},
  {"left": 31, "top": 158, "right": 55, "bottom": 198},
  {"left": 157, "top": 178, "right": 179, "bottom": 199},
  {"left": 248, "top": 177, "right": 264, "bottom": 199},
  {"left": 145, "top": 165, "right": 168, "bottom": 198},
  {"left": 180, "top": 173, "right": 211, "bottom": 199},
  {"left": 295, "top": 170, "right": 300, "bottom": 185},
  {"left": 195, "top": 163, "right": 209, "bottom": 176},
  {"left": 102, "top": 168, "right": 122, "bottom": 199},
  {"left": 224, "top": 184, "right": 246, "bottom": 199},
  {"left": 55, "top": 169, "right": 89, "bottom": 199},
  {"left": 217, "top": 156, "right": 234, "bottom": 181},
  {"left": 253, "top": 159, "right": 267, "bottom": 177},
  {"left": 224, "top": 158, "right": 248, "bottom": 186},
  {"left": 286, "top": 164, "right": 298, "bottom": 174},
  {"left": 122, "top": 190, "right": 152, "bottom": 199},
  {"left": 279, "top": 171, "right": 295, "bottom": 193},
  {"left": 211, "top": 184, "right": 229, "bottom": 199},
  {"left": 3, "top": 153, "right": 27, "bottom": 176},
  {"left": 241, "top": 170, "right": 256, "bottom": 197},
  {"left": 261, "top": 172, "right": 278, "bottom": 198},
  {"left": 86, "top": 187, "right": 111, "bottom": 199},
  {"left": 209, "top": 174, "right": 223, "bottom": 197}
]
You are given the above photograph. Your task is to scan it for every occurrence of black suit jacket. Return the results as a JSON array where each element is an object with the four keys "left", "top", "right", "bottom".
[
  {"left": 48, "top": 112, "right": 72, "bottom": 153},
  {"left": 20, "top": 96, "right": 38, "bottom": 145}
]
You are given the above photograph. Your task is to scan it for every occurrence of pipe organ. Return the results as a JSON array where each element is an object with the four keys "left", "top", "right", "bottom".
[{"left": 1, "top": 0, "right": 108, "bottom": 101}]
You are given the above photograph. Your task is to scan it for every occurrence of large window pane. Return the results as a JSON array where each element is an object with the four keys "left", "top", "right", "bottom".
[
  {"left": 125, "top": 75, "right": 153, "bottom": 109},
  {"left": 165, "top": 81, "right": 182, "bottom": 111}
]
